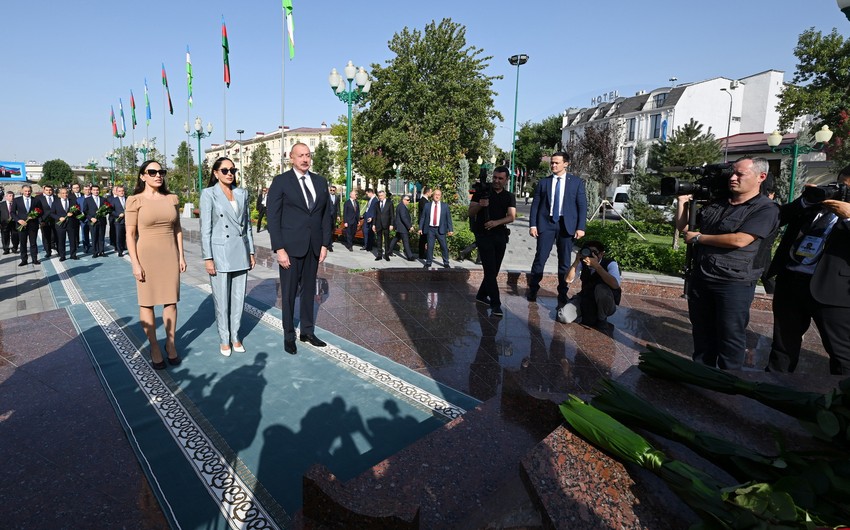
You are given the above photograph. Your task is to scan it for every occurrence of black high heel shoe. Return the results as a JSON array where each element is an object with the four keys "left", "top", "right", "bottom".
[
  {"left": 166, "top": 346, "right": 182, "bottom": 366},
  {"left": 151, "top": 359, "right": 167, "bottom": 370}
]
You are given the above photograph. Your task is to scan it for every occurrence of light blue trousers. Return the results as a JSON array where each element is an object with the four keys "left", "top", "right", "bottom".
[{"left": 209, "top": 270, "right": 248, "bottom": 344}]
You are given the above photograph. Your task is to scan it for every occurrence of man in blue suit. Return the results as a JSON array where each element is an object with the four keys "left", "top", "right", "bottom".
[
  {"left": 361, "top": 188, "right": 377, "bottom": 252},
  {"left": 110, "top": 185, "right": 127, "bottom": 257},
  {"left": 418, "top": 188, "right": 453, "bottom": 268},
  {"left": 267, "top": 142, "right": 333, "bottom": 355},
  {"left": 527, "top": 151, "right": 587, "bottom": 306}
]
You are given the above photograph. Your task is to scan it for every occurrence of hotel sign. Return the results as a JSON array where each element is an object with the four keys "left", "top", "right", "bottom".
[{"left": 591, "top": 90, "right": 619, "bottom": 106}]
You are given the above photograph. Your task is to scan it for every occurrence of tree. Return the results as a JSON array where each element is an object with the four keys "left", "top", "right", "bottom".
[
  {"left": 312, "top": 141, "right": 335, "bottom": 181},
  {"left": 170, "top": 141, "right": 196, "bottom": 195},
  {"left": 40, "top": 159, "right": 74, "bottom": 188},
  {"left": 648, "top": 119, "right": 723, "bottom": 173},
  {"left": 776, "top": 27, "right": 850, "bottom": 166},
  {"left": 354, "top": 150, "right": 390, "bottom": 190},
  {"left": 514, "top": 114, "right": 563, "bottom": 178},
  {"left": 245, "top": 142, "right": 272, "bottom": 195},
  {"left": 571, "top": 122, "right": 620, "bottom": 200},
  {"left": 359, "top": 18, "right": 501, "bottom": 198}
]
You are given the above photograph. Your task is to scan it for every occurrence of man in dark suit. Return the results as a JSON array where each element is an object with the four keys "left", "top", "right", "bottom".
[
  {"left": 38, "top": 185, "right": 57, "bottom": 259},
  {"left": 327, "top": 185, "right": 340, "bottom": 251},
  {"left": 372, "top": 190, "right": 394, "bottom": 261},
  {"left": 69, "top": 182, "right": 81, "bottom": 203},
  {"left": 766, "top": 165, "right": 850, "bottom": 375},
  {"left": 110, "top": 185, "right": 127, "bottom": 257},
  {"left": 103, "top": 185, "right": 116, "bottom": 248},
  {"left": 388, "top": 195, "right": 415, "bottom": 260},
  {"left": 418, "top": 188, "right": 453, "bottom": 268},
  {"left": 13, "top": 184, "right": 41, "bottom": 265},
  {"left": 1, "top": 190, "right": 19, "bottom": 254},
  {"left": 527, "top": 151, "right": 587, "bottom": 307},
  {"left": 77, "top": 184, "right": 91, "bottom": 253},
  {"left": 417, "top": 186, "right": 432, "bottom": 258},
  {"left": 267, "top": 142, "right": 332, "bottom": 355},
  {"left": 361, "top": 188, "right": 377, "bottom": 251},
  {"left": 255, "top": 187, "right": 268, "bottom": 232},
  {"left": 342, "top": 189, "right": 359, "bottom": 251},
  {"left": 84, "top": 184, "right": 108, "bottom": 257},
  {"left": 50, "top": 187, "right": 80, "bottom": 261}
]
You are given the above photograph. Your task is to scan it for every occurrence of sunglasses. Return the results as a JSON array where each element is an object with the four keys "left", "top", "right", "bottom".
[
  {"left": 145, "top": 169, "right": 168, "bottom": 177},
  {"left": 218, "top": 168, "right": 238, "bottom": 175}
]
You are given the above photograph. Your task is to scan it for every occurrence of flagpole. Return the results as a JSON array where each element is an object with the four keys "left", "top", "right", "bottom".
[
  {"left": 223, "top": 84, "right": 227, "bottom": 150},
  {"left": 281, "top": 7, "right": 286, "bottom": 174},
  {"left": 162, "top": 83, "right": 168, "bottom": 170}
]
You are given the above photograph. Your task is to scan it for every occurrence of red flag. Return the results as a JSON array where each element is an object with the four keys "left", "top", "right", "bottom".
[
  {"left": 222, "top": 17, "right": 231, "bottom": 87},
  {"left": 162, "top": 63, "right": 174, "bottom": 114},
  {"left": 110, "top": 106, "right": 118, "bottom": 137}
]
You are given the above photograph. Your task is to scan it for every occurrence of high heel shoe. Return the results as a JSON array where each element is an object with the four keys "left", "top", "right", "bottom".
[
  {"left": 166, "top": 345, "right": 182, "bottom": 366},
  {"left": 151, "top": 359, "right": 167, "bottom": 370},
  {"left": 232, "top": 342, "right": 246, "bottom": 353}
]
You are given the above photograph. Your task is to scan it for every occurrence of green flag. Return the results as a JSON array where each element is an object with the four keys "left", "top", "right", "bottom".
[
  {"left": 282, "top": 0, "right": 295, "bottom": 59},
  {"left": 186, "top": 46, "right": 193, "bottom": 107}
]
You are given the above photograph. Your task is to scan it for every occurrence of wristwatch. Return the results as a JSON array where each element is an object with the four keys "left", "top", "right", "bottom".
[{"left": 693, "top": 233, "right": 701, "bottom": 244}]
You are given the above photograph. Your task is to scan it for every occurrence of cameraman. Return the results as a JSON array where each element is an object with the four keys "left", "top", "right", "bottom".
[
  {"left": 676, "top": 157, "right": 779, "bottom": 370},
  {"left": 558, "top": 241, "right": 621, "bottom": 327},
  {"left": 469, "top": 166, "right": 516, "bottom": 316},
  {"left": 766, "top": 165, "right": 850, "bottom": 375}
]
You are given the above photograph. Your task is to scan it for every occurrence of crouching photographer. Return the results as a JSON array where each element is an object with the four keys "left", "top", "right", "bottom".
[
  {"left": 766, "top": 165, "right": 850, "bottom": 375},
  {"left": 675, "top": 157, "right": 779, "bottom": 370},
  {"left": 557, "top": 241, "right": 621, "bottom": 327}
]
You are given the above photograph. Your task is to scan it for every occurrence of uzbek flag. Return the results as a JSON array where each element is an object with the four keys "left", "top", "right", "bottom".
[
  {"left": 186, "top": 46, "right": 193, "bottom": 107},
  {"left": 119, "top": 98, "right": 127, "bottom": 137},
  {"left": 161, "top": 63, "right": 174, "bottom": 115},
  {"left": 144, "top": 78, "right": 152, "bottom": 125},
  {"left": 222, "top": 16, "right": 230, "bottom": 87},
  {"left": 282, "top": 0, "right": 295, "bottom": 59},
  {"left": 130, "top": 90, "right": 137, "bottom": 129},
  {"left": 111, "top": 106, "right": 118, "bottom": 137}
]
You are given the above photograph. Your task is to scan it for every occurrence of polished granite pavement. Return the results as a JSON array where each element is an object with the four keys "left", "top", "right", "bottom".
[{"left": 0, "top": 223, "right": 832, "bottom": 528}]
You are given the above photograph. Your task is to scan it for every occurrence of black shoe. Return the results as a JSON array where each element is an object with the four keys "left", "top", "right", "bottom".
[
  {"left": 491, "top": 306, "right": 504, "bottom": 317},
  {"left": 101, "top": 253, "right": 109, "bottom": 257},
  {"left": 45, "top": 253, "right": 52, "bottom": 258},
  {"left": 384, "top": 256, "right": 390, "bottom": 261},
  {"left": 3, "top": 250, "right": 9, "bottom": 254},
  {"left": 526, "top": 289, "right": 538, "bottom": 302},
  {"left": 442, "top": 263, "right": 450, "bottom": 269},
  {"left": 347, "top": 246, "right": 353, "bottom": 252},
  {"left": 118, "top": 252, "right": 124, "bottom": 257},
  {"left": 71, "top": 256, "right": 79, "bottom": 260},
  {"left": 328, "top": 247, "right": 334, "bottom": 252},
  {"left": 375, "top": 256, "right": 383, "bottom": 261},
  {"left": 32, "top": 260, "right": 40, "bottom": 265},
  {"left": 406, "top": 257, "right": 415, "bottom": 261},
  {"left": 284, "top": 339, "right": 297, "bottom": 354},
  {"left": 476, "top": 295, "right": 490, "bottom": 306},
  {"left": 300, "top": 334, "right": 327, "bottom": 347},
  {"left": 151, "top": 359, "right": 166, "bottom": 370},
  {"left": 59, "top": 257, "right": 65, "bottom": 262},
  {"left": 167, "top": 355, "right": 182, "bottom": 366},
  {"left": 423, "top": 263, "right": 431, "bottom": 268},
  {"left": 360, "top": 247, "right": 367, "bottom": 251},
  {"left": 18, "top": 261, "right": 27, "bottom": 267}
]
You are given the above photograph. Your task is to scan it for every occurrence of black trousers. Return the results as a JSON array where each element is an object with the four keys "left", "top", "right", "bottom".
[
  {"left": 256, "top": 207, "right": 266, "bottom": 230},
  {"left": 476, "top": 230, "right": 508, "bottom": 307},
  {"left": 424, "top": 228, "right": 449, "bottom": 266},
  {"left": 91, "top": 219, "right": 106, "bottom": 255},
  {"left": 41, "top": 222, "right": 55, "bottom": 255},
  {"left": 113, "top": 221, "right": 126, "bottom": 253},
  {"left": 81, "top": 221, "right": 90, "bottom": 250},
  {"left": 389, "top": 229, "right": 413, "bottom": 259},
  {"left": 768, "top": 270, "right": 850, "bottom": 375},
  {"left": 375, "top": 227, "right": 391, "bottom": 257},
  {"left": 278, "top": 244, "right": 319, "bottom": 342},
  {"left": 56, "top": 221, "right": 79, "bottom": 259},
  {"left": 19, "top": 222, "right": 38, "bottom": 262},
  {"left": 345, "top": 223, "right": 357, "bottom": 248},
  {"left": 687, "top": 275, "right": 756, "bottom": 370},
  {"left": 1, "top": 220, "right": 18, "bottom": 251}
]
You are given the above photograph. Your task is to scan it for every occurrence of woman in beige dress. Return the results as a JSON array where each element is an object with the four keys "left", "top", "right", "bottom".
[{"left": 125, "top": 160, "right": 187, "bottom": 369}]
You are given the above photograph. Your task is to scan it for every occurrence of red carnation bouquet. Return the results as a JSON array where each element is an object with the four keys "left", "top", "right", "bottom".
[
  {"left": 92, "top": 202, "right": 114, "bottom": 224},
  {"left": 17, "top": 207, "right": 42, "bottom": 231}
]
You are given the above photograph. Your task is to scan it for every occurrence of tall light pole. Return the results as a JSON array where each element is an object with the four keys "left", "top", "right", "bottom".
[
  {"left": 508, "top": 54, "right": 529, "bottom": 194},
  {"left": 767, "top": 125, "right": 834, "bottom": 203},
  {"left": 86, "top": 158, "right": 98, "bottom": 187},
  {"left": 185, "top": 117, "right": 213, "bottom": 193},
  {"left": 104, "top": 152, "right": 117, "bottom": 186},
  {"left": 329, "top": 61, "right": 370, "bottom": 196},
  {"left": 838, "top": 0, "right": 850, "bottom": 21},
  {"left": 236, "top": 129, "right": 245, "bottom": 183},
  {"left": 720, "top": 88, "right": 734, "bottom": 162}
]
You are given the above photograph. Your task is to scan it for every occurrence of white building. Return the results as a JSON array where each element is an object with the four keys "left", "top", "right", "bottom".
[
  {"left": 561, "top": 70, "right": 788, "bottom": 193},
  {"left": 204, "top": 125, "right": 339, "bottom": 183}
]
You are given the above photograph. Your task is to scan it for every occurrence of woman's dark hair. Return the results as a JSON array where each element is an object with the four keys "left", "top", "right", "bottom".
[
  {"left": 133, "top": 160, "right": 171, "bottom": 195},
  {"left": 208, "top": 157, "right": 238, "bottom": 187}
]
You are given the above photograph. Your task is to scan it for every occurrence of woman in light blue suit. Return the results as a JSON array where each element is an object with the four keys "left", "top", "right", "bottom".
[{"left": 200, "top": 157, "right": 255, "bottom": 356}]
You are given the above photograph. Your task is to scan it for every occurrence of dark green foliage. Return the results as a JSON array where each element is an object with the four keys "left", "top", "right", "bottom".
[
  {"left": 583, "top": 221, "right": 685, "bottom": 275},
  {"left": 40, "top": 159, "right": 74, "bottom": 188}
]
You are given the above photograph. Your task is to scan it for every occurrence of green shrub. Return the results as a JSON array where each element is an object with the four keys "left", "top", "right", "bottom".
[{"left": 583, "top": 221, "right": 685, "bottom": 276}]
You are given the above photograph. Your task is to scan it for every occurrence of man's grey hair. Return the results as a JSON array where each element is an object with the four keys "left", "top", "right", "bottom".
[{"left": 736, "top": 156, "right": 769, "bottom": 176}]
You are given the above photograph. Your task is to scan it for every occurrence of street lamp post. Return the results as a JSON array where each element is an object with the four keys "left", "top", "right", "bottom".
[
  {"left": 104, "top": 152, "right": 117, "bottom": 186},
  {"left": 720, "top": 87, "right": 734, "bottom": 162},
  {"left": 185, "top": 117, "right": 213, "bottom": 193},
  {"left": 236, "top": 129, "right": 245, "bottom": 183},
  {"left": 508, "top": 53, "right": 529, "bottom": 194},
  {"left": 328, "top": 61, "right": 370, "bottom": 196},
  {"left": 767, "top": 125, "right": 834, "bottom": 203},
  {"left": 838, "top": 0, "right": 850, "bottom": 21}
]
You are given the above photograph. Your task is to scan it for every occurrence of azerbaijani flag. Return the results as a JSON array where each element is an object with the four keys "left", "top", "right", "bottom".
[
  {"left": 282, "top": 0, "right": 295, "bottom": 59},
  {"left": 161, "top": 63, "right": 174, "bottom": 115},
  {"left": 144, "top": 78, "right": 152, "bottom": 125},
  {"left": 111, "top": 106, "right": 118, "bottom": 137},
  {"left": 222, "top": 16, "right": 231, "bottom": 87},
  {"left": 118, "top": 98, "right": 127, "bottom": 137},
  {"left": 130, "top": 90, "right": 137, "bottom": 129},
  {"left": 186, "top": 46, "right": 193, "bottom": 107}
]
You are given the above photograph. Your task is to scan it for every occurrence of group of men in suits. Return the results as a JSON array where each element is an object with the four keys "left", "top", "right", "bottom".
[{"left": 1, "top": 183, "right": 128, "bottom": 266}]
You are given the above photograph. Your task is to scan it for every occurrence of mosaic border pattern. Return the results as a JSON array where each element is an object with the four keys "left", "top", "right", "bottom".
[
  {"left": 197, "top": 283, "right": 466, "bottom": 420},
  {"left": 52, "top": 258, "right": 85, "bottom": 304},
  {"left": 83, "top": 299, "right": 279, "bottom": 530}
]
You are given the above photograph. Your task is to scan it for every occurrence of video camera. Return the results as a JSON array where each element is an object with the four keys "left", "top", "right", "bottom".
[
  {"left": 802, "top": 182, "right": 849, "bottom": 203},
  {"left": 470, "top": 167, "right": 491, "bottom": 200},
  {"left": 579, "top": 247, "right": 598, "bottom": 258},
  {"left": 659, "top": 163, "right": 734, "bottom": 201}
]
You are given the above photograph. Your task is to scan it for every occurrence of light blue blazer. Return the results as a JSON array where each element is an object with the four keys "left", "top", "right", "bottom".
[{"left": 200, "top": 185, "right": 255, "bottom": 272}]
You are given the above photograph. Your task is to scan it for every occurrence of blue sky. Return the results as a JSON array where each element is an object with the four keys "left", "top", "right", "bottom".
[{"left": 1, "top": 0, "right": 846, "bottom": 167}]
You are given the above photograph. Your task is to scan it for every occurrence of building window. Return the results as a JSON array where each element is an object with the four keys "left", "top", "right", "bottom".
[
  {"left": 650, "top": 114, "right": 662, "bottom": 139},
  {"left": 653, "top": 93, "right": 668, "bottom": 108},
  {"left": 310, "top": 138, "right": 316, "bottom": 147},
  {"left": 627, "top": 118, "right": 636, "bottom": 142},
  {"left": 624, "top": 146, "right": 634, "bottom": 169},
  {"left": 569, "top": 130, "right": 576, "bottom": 145}
]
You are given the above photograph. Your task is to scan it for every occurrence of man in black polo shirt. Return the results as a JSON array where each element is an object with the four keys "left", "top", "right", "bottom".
[
  {"left": 468, "top": 166, "right": 516, "bottom": 316},
  {"left": 676, "top": 156, "right": 779, "bottom": 370}
]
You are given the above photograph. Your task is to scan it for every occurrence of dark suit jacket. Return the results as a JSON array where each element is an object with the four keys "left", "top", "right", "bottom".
[
  {"left": 13, "top": 195, "right": 40, "bottom": 223},
  {"left": 362, "top": 196, "right": 377, "bottom": 222},
  {"left": 766, "top": 199, "right": 850, "bottom": 307},
  {"left": 38, "top": 195, "right": 56, "bottom": 225},
  {"left": 267, "top": 170, "right": 332, "bottom": 258},
  {"left": 394, "top": 202, "right": 412, "bottom": 231},
  {"left": 374, "top": 199, "right": 394, "bottom": 230},
  {"left": 83, "top": 196, "right": 106, "bottom": 223},
  {"left": 1, "top": 200, "right": 15, "bottom": 225},
  {"left": 328, "top": 194, "right": 340, "bottom": 224},
  {"left": 256, "top": 192, "right": 268, "bottom": 212},
  {"left": 529, "top": 173, "right": 587, "bottom": 235},
  {"left": 343, "top": 198, "right": 359, "bottom": 226},
  {"left": 110, "top": 195, "right": 127, "bottom": 222},
  {"left": 419, "top": 201, "right": 453, "bottom": 235},
  {"left": 50, "top": 197, "right": 79, "bottom": 229}
]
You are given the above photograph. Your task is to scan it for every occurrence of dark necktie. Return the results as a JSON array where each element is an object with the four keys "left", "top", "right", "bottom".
[
  {"left": 552, "top": 177, "right": 562, "bottom": 220},
  {"left": 63, "top": 199, "right": 68, "bottom": 211},
  {"left": 47, "top": 196, "right": 53, "bottom": 208},
  {"left": 300, "top": 176, "right": 314, "bottom": 209},
  {"left": 25, "top": 198, "right": 30, "bottom": 210}
]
